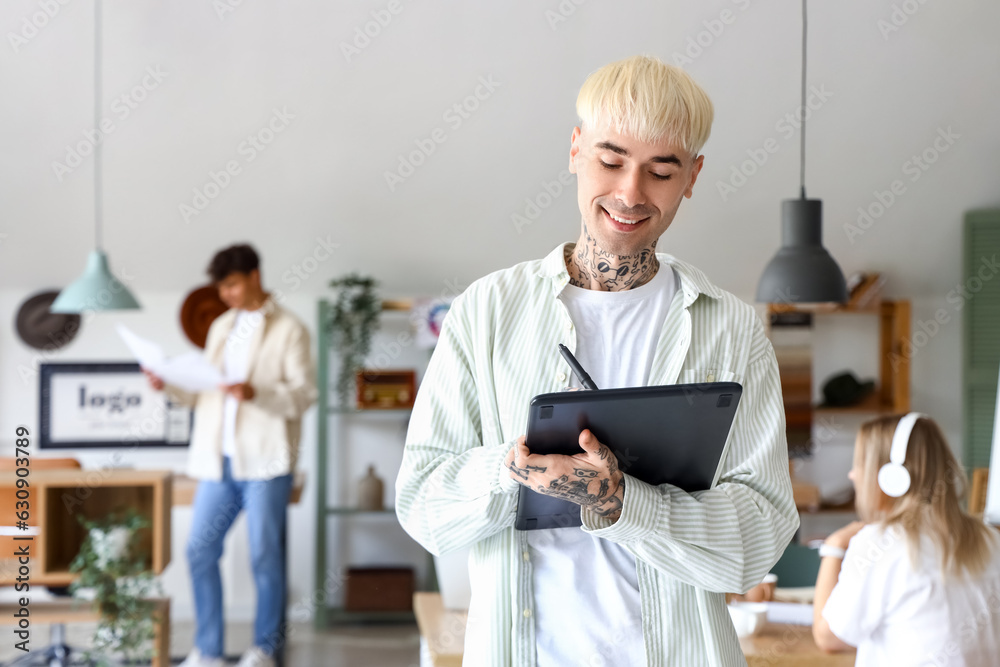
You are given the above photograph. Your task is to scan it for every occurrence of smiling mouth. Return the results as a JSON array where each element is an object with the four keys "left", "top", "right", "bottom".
[{"left": 602, "top": 207, "right": 649, "bottom": 229}]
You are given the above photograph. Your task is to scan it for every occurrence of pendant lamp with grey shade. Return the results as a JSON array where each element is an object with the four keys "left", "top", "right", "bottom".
[
  {"left": 756, "top": 0, "right": 847, "bottom": 305},
  {"left": 50, "top": 0, "right": 140, "bottom": 314}
]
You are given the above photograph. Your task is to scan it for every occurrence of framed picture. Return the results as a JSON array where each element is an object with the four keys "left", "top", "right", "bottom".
[{"left": 39, "top": 362, "right": 192, "bottom": 449}]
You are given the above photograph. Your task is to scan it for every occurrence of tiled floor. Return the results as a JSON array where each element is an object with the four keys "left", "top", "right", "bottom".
[{"left": 0, "top": 620, "right": 421, "bottom": 666}]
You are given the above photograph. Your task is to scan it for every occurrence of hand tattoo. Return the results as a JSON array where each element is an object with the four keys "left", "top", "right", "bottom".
[
  {"left": 535, "top": 462, "right": 623, "bottom": 513},
  {"left": 508, "top": 462, "right": 547, "bottom": 481}
]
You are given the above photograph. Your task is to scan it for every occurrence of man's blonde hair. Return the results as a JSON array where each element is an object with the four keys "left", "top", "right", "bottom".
[{"left": 576, "top": 55, "right": 714, "bottom": 157}]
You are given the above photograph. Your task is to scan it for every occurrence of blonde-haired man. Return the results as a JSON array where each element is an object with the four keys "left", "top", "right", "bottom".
[{"left": 396, "top": 55, "right": 798, "bottom": 665}]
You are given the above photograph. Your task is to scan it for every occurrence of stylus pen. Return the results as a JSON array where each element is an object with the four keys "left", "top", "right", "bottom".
[{"left": 558, "top": 344, "right": 600, "bottom": 390}]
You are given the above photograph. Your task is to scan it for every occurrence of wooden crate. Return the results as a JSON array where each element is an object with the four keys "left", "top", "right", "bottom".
[{"left": 344, "top": 566, "right": 414, "bottom": 612}]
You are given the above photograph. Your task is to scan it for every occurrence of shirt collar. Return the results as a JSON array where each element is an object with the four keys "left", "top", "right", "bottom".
[
  {"left": 535, "top": 242, "right": 724, "bottom": 308},
  {"left": 256, "top": 293, "right": 279, "bottom": 317},
  {"left": 226, "top": 292, "right": 279, "bottom": 321}
]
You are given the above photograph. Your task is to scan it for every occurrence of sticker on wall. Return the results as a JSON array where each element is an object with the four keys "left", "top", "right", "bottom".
[{"left": 410, "top": 297, "right": 454, "bottom": 349}]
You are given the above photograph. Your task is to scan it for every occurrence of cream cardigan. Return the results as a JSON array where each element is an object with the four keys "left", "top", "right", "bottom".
[{"left": 164, "top": 295, "right": 317, "bottom": 481}]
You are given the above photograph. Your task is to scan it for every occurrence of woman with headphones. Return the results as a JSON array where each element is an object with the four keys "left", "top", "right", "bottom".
[{"left": 812, "top": 413, "right": 1000, "bottom": 665}]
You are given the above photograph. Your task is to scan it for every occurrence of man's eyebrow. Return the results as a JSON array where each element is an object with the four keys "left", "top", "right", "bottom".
[
  {"left": 650, "top": 154, "right": 682, "bottom": 166},
  {"left": 595, "top": 141, "right": 628, "bottom": 156},
  {"left": 595, "top": 141, "right": 683, "bottom": 166}
]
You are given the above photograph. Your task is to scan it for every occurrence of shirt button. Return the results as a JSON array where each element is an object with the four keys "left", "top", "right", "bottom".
[
  {"left": 522, "top": 551, "right": 530, "bottom": 562},
  {"left": 523, "top": 608, "right": 532, "bottom": 618},
  {"left": 557, "top": 372, "right": 566, "bottom": 383},
  {"left": 567, "top": 323, "right": 574, "bottom": 331},
  {"left": 707, "top": 373, "right": 716, "bottom": 382}
]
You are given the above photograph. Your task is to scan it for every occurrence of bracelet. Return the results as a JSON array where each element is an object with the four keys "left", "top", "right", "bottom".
[{"left": 818, "top": 543, "right": 847, "bottom": 560}]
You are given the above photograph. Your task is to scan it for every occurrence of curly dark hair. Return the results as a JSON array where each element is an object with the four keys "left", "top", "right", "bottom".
[{"left": 206, "top": 244, "right": 260, "bottom": 283}]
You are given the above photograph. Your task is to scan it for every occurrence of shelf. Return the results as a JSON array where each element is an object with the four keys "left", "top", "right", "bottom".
[
  {"left": 328, "top": 406, "right": 412, "bottom": 415},
  {"left": 768, "top": 273, "right": 886, "bottom": 315},
  {"left": 814, "top": 500, "right": 858, "bottom": 514},
  {"left": 323, "top": 607, "right": 415, "bottom": 625},
  {"left": 327, "top": 506, "right": 396, "bottom": 515},
  {"left": 380, "top": 299, "right": 413, "bottom": 312},
  {"left": 812, "top": 392, "right": 901, "bottom": 416},
  {"left": 767, "top": 299, "right": 911, "bottom": 422},
  {"left": 316, "top": 297, "right": 432, "bottom": 631}
]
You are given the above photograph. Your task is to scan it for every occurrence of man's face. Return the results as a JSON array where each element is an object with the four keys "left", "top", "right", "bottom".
[
  {"left": 216, "top": 269, "right": 259, "bottom": 309},
  {"left": 568, "top": 122, "right": 704, "bottom": 256}
]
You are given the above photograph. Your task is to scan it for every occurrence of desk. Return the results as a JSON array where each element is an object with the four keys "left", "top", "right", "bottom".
[
  {"left": 741, "top": 623, "right": 856, "bottom": 666},
  {"left": 171, "top": 470, "right": 306, "bottom": 505},
  {"left": 413, "top": 592, "right": 857, "bottom": 666},
  {"left": 413, "top": 592, "right": 465, "bottom": 667}
]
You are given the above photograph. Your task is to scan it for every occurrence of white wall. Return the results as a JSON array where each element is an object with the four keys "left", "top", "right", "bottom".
[{"left": 1, "top": 0, "right": 998, "bottom": 620}]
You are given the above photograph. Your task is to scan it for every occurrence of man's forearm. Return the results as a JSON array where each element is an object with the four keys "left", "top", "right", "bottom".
[
  {"left": 580, "top": 475, "right": 799, "bottom": 593},
  {"left": 396, "top": 439, "right": 520, "bottom": 555}
]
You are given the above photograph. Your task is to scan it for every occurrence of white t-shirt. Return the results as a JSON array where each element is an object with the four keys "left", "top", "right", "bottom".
[
  {"left": 221, "top": 308, "right": 264, "bottom": 457},
  {"left": 822, "top": 522, "right": 1000, "bottom": 667},
  {"left": 529, "top": 264, "right": 677, "bottom": 667}
]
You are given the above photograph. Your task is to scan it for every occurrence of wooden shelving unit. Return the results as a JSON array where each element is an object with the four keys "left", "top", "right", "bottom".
[
  {"left": 767, "top": 274, "right": 912, "bottom": 514},
  {"left": 767, "top": 274, "right": 911, "bottom": 418}
]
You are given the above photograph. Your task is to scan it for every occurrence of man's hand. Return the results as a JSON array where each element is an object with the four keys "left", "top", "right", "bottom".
[
  {"left": 221, "top": 382, "right": 255, "bottom": 401},
  {"left": 504, "top": 429, "right": 624, "bottom": 520},
  {"left": 142, "top": 367, "right": 164, "bottom": 391}
]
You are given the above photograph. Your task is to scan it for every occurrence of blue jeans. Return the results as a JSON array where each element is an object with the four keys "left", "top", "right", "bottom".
[{"left": 187, "top": 457, "right": 292, "bottom": 658}]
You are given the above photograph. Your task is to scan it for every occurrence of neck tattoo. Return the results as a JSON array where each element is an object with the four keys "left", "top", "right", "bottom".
[{"left": 565, "top": 223, "right": 659, "bottom": 292}]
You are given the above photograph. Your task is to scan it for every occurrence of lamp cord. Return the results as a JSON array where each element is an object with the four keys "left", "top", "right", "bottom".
[
  {"left": 800, "top": 0, "right": 807, "bottom": 200},
  {"left": 94, "top": 0, "right": 102, "bottom": 251}
]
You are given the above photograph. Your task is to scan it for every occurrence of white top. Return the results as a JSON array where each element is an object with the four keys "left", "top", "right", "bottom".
[
  {"left": 528, "top": 264, "right": 677, "bottom": 666},
  {"left": 221, "top": 308, "right": 264, "bottom": 457},
  {"left": 822, "top": 522, "right": 1000, "bottom": 667}
]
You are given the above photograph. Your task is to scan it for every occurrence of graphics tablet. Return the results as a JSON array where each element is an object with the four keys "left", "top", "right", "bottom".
[{"left": 514, "top": 382, "right": 742, "bottom": 531}]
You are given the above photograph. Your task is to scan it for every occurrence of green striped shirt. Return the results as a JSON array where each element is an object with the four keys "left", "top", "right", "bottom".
[{"left": 396, "top": 242, "right": 799, "bottom": 666}]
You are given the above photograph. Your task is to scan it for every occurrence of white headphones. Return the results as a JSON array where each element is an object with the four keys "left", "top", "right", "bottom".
[{"left": 877, "top": 412, "right": 926, "bottom": 497}]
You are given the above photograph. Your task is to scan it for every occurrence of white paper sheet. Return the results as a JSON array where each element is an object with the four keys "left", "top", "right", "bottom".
[
  {"left": 116, "top": 324, "right": 224, "bottom": 393},
  {"left": 116, "top": 323, "right": 166, "bottom": 369},
  {"left": 764, "top": 601, "right": 815, "bottom": 626}
]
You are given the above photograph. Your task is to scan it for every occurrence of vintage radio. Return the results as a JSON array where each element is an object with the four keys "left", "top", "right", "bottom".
[{"left": 355, "top": 369, "right": 417, "bottom": 409}]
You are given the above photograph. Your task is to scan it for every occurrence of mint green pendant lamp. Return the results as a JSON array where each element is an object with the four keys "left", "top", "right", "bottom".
[{"left": 50, "top": 0, "right": 140, "bottom": 314}]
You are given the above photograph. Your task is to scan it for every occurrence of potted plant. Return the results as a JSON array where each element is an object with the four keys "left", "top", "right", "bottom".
[
  {"left": 69, "top": 511, "right": 161, "bottom": 665},
  {"left": 328, "top": 274, "right": 381, "bottom": 407}
]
